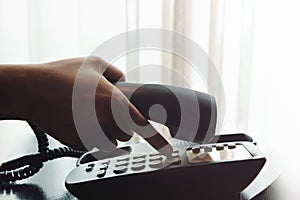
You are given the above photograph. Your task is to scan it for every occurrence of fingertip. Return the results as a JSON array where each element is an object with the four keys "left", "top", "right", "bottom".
[
  {"left": 143, "top": 133, "right": 173, "bottom": 156},
  {"left": 118, "top": 75, "right": 126, "bottom": 82},
  {"left": 158, "top": 143, "right": 173, "bottom": 157}
]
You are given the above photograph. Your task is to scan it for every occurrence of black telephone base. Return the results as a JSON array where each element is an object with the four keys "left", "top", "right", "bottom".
[{"left": 65, "top": 134, "right": 266, "bottom": 200}]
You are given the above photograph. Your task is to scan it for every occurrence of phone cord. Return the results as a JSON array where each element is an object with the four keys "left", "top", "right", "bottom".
[{"left": 0, "top": 121, "right": 86, "bottom": 183}]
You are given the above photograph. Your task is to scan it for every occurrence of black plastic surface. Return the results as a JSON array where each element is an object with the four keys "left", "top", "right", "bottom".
[
  {"left": 65, "top": 136, "right": 266, "bottom": 200},
  {"left": 116, "top": 82, "right": 217, "bottom": 143}
]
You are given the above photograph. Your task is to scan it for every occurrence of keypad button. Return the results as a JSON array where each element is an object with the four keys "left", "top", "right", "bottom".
[
  {"left": 97, "top": 169, "right": 106, "bottom": 178},
  {"left": 192, "top": 147, "right": 200, "bottom": 154},
  {"left": 115, "top": 163, "right": 128, "bottom": 168},
  {"left": 85, "top": 167, "right": 93, "bottom": 172},
  {"left": 133, "top": 154, "right": 146, "bottom": 159},
  {"left": 149, "top": 160, "right": 163, "bottom": 168},
  {"left": 132, "top": 157, "right": 146, "bottom": 163},
  {"left": 117, "top": 156, "right": 130, "bottom": 162},
  {"left": 149, "top": 155, "right": 163, "bottom": 162},
  {"left": 88, "top": 163, "right": 95, "bottom": 168},
  {"left": 131, "top": 163, "right": 146, "bottom": 171},
  {"left": 101, "top": 160, "right": 110, "bottom": 165},
  {"left": 115, "top": 160, "right": 129, "bottom": 166},
  {"left": 186, "top": 147, "right": 192, "bottom": 151},
  {"left": 216, "top": 144, "right": 224, "bottom": 151},
  {"left": 228, "top": 143, "right": 236, "bottom": 149},
  {"left": 149, "top": 153, "right": 161, "bottom": 157},
  {"left": 204, "top": 146, "right": 212, "bottom": 153},
  {"left": 98, "top": 163, "right": 109, "bottom": 170},
  {"left": 113, "top": 166, "right": 128, "bottom": 174}
]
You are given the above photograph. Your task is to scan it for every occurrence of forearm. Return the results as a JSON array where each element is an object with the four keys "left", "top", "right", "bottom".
[{"left": 0, "top": 64, "right": 38, "bottom": 120}]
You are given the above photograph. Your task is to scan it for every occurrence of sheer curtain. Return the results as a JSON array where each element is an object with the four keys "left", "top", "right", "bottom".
[
  {"left": 1, "top": 0, "right": 300, "bottom": 197},
  {"left": 0, "top": 0, "right": 127, "bottom": 65}
]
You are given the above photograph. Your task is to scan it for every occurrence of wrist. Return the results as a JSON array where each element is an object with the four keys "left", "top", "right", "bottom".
[{"left": 0, "top": 64, "right": 44, "bottom": 120}]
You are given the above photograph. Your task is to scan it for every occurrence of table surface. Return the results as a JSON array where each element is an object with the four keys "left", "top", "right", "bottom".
[{"left": 0, "top": 121, "right": 298, "bottom": 200}]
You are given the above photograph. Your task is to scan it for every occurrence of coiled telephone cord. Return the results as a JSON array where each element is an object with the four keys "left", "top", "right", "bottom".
[{"left": 0, "top": 121, "right": 86, "bottom": 182}]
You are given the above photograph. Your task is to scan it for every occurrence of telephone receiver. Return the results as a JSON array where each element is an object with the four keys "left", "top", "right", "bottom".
[{"left": 115, "top": 82, "right": 217, "bottom": 143}]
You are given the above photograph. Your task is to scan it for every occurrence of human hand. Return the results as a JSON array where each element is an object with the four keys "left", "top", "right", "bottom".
[{"left": 21, "top": 57, "right": 172, "bottom": 156}]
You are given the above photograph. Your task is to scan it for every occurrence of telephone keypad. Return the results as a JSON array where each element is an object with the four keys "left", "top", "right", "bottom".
[
  {"left": 66, "top": 137, "right": 266, "bottom": 199},
  {"left": 81, "top": 142, "right": 254, "bottom": 179}
]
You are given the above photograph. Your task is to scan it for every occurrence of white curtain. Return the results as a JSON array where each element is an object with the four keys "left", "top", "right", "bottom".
[
  {"left": 1, "top": 0, "right": 300, "bottom": 197},
  {"left": 0, "top": 0, "right": 127, "bottom": 66}
]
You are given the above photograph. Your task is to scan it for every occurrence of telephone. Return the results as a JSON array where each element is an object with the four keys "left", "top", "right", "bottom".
[
  {"left": 66, "top": 83, "right": 266, "bottom": 199},
  {"left": 0, "top": 83, "right": 266, "bottom": 199}
]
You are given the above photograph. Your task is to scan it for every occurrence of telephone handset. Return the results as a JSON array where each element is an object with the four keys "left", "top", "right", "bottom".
[
  {"left": 0, "top": 83, "right": 266, "bottom": 199},
  {"left": 115, "top": 82, "right": 217, "bottom": 143}
]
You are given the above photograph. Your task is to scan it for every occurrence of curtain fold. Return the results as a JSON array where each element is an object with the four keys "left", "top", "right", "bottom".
[{"left": 125, "top": 0, "right": 140, "bottom": 82}]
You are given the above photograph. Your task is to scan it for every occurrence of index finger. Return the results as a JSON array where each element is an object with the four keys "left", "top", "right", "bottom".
[{"left": 126, "top": 101, "right": 173, "bottom": 156}]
